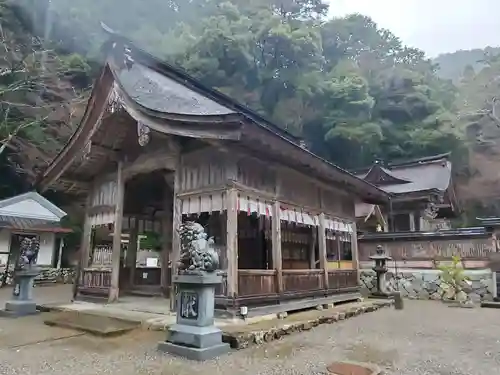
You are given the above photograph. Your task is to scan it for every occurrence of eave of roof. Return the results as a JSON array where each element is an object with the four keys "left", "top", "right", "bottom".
[{"left": 0, "top": 192, "right": 67, "bottom": 221}]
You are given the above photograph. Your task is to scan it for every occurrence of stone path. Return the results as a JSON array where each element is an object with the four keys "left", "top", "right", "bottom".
[{"left": 0, "top": 300, "right": 499, "bottom": 374}]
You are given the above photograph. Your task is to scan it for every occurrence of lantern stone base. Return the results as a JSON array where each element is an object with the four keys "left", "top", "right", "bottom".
[
  {"left": 0, "top": 268, "right": 41, "bottom": 318},
  {"left": 0, "top": 300, "right": 39, "bottom": 318},
  {"left": 158, "top": 337, "right": 230, "bottom": 361},
  {"left": 158, "top": 273, "right": 230, "bottom": 361}
]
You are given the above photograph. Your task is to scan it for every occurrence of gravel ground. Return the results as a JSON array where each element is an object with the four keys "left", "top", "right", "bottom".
[{"left": 0, "top": 300, "right": 499, "bottom": 375}]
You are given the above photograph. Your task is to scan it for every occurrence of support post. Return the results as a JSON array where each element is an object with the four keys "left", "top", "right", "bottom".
[
  {"left": 309, "top": 228, "right": 317, "bottom": 269},
  {"left": 226, "top": 188, "right": 238, "bottom": 298},
  {"left": 170, "top": 160, "right": 182, "bottom": 312},
  {"left": 409, "top": 212, "right": 416, "bottom": 232},
  {"left": 56, "top": 238, "right": 64, "bottom": 269},
  {"left": 351, "top": 222, "right": 360, "bottom": 284},
  {"left": 161, "top": 192, "right": 172, "bottom": 297},
  {"left": 272, "top": 201, "right": 283, "bottom": 293},
  {"left": 72, "top": 192, "right": 93, "bottom": 300},
  {"left": 109, "top": 160, "right": 125, "bottom": 303},
  {"left": 127, "top": 218, "right": 138, "bottom": 289},
  {"left": 318, "top": 213, "right": 329, "bottom": 289}
]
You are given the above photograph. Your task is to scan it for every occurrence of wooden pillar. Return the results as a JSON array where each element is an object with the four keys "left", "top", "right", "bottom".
[
  {"left": 56, "top": 237, "right": 64, "bottom": 269},
  {"left": 318, "top": 213, "right": 329, "bottom": 289},
  {"left": 73, "top": 193, "right": 93, "bottom": 299},
  {"left": 127, "top": 218, "right": 138, "bottom": 289},
  {"left": 309, "top": 228, "right": 317, "bottom": 269},
  {"left": 351, "top": 222, "right": 360, "bottom": 283},
  {"left": 409, "top": 212, "right": 416, "bottom": 232},
  {"left": 169, "top": 163, "right": 182, "bottom": 312},
  {"left": 226, "top": 188, "right": 238, "bottom": 298},
  {"left": 161, "top": 193, "right": 172, "bottom": 297},
  {"left": 383, "top": 214, "right": 389, "bottom": 232},
  {"left": 272, "top": 201, "right": 283, "bottom": 293},
  {"left": 109, "top": 160, "right": 125, "bottom": 303}
]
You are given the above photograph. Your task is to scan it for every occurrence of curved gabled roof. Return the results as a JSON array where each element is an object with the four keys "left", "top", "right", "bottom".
[
  {"left": 37, "top": 25, "right": 389, "bottom": 204},
  {"left": 357, "top": 154, "right": 452, "bottom": 195}
]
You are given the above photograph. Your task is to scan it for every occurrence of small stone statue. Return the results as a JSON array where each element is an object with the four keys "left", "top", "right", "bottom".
[
  {"left": 17, "top": 237, "right": 39, "bottom": 270},
  {"left": 177, "top": 221, "right": 219, "bottom": 273}
]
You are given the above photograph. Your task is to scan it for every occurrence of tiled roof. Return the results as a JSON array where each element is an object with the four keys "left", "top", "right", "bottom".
[
  {"left": 356, "top": 154, "right": 452, "bottom": 195},
  {"left": 116, "top": 63, "right": 236, "bottom": 117}
]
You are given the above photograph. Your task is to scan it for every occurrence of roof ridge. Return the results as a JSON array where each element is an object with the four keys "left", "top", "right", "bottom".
[{"left": 387, "top": 152, "right": 451, "bottom": 168}]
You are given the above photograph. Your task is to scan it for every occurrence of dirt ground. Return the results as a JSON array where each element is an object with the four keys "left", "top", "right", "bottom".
[
  {"left": 0, "top": 284, "right": 73, "bottom": 307},
  {"left": 0, "top": 300, "right": 499, "bottom": 375}
]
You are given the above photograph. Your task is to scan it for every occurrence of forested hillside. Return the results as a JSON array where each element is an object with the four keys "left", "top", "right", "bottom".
[
  {"left": 2, "top": 0, "right": 500, "bottom": 222},
  {"left": 434, "top": 47, "right": 500, "bottom": 82}
]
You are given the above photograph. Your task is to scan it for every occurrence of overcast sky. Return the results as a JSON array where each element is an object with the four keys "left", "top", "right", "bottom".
[{"left": 327, "top": 0, "right": 500, "bottom": 57}]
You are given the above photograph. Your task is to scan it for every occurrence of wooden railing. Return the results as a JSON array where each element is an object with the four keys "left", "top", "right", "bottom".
[
  {"left": 327, "top": 269, "right": 358, "bottom": 291},
  {"left": 215, "top": 271, "right": 228, "bottom": 297},
  {"left": 283, "top": 269, "right": 324, "bottom": 292},
  {"left": 79, "top": 268, "right": 111, "bottom": 296},
  {"left": 238, "top": 269, "right": 277, "bottom": 297}
]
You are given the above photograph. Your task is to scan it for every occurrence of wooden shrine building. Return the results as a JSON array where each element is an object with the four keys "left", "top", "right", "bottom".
[
  {"left": 355, "top": 154, "right": 460, "bottom": 233},
  {"left": 36, "top": 28, "right": 388, "bottom": 317}
]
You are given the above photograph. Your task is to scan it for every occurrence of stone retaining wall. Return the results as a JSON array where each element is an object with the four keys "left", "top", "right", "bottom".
[{"left": 360, "top": 268, "right": 495, "bottom": 302}]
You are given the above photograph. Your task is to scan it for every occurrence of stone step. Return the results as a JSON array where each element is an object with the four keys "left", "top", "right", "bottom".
[
  {"left": 480, "top": 301, "right": 500, "bottom": 309},
  {"left": 222, "top": 299, "right": 393, "bottom": 350},
  {"left": 44, "top": 310, "right": 140, "bottom": 337}
]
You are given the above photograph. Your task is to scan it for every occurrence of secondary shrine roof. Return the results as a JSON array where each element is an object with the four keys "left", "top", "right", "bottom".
[
  {"left": 0, "top": 192, "right": 68, "bottom": 231},
  {"left": 355, "top": 153, "right": 452, "bottom": 196}
]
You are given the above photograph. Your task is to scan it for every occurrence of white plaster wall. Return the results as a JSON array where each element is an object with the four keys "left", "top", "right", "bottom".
[
  {"left": 0, "top": 229, "right": 10, "bottom": 265},
  {"left": 36, "top": 232, "right": 55, "bottom": 266}
]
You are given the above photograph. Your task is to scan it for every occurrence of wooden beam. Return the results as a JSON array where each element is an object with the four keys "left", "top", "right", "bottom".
[
  {"left": 123, "top": 150, "right": 177, "bottom": 180},
  {"left": 318, "top": 213, "right": 329, "bottom": 289},
  {"left": 86, "top": 143, "right": 120, "bottom": 160},
  {"left": 109, "top": 160, "right": 125, "bottom": 303},
  {"left": 272, "top": 201, "right": 283, "bottom": 293},
  {"left": 226, "top": 188, "right": 239, "bottom": 298}
]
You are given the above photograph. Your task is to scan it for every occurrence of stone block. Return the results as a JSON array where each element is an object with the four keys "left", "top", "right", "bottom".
[
  {"left": 277, "top": 312, "right": 288, "bottom": 319},
  {"left": 0, "top": 300, "right": 39, "bottom": 318},
  {"left": 423, "top": 281, "right": 439, "bottom": 294},
  {"left": 468, "top": 293, "right": 481, "bottom": 303},
  {"left": 417, "top": 290, "right": 430, "bottom": 300},
  {"left": 158, "top": 341, "right": 229, "bottom": 361}
]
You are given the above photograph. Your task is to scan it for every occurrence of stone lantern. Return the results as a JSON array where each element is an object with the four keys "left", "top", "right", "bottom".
[
  {"left": 369, "top": 245, "right": 392, "bottom": 298},
  {"left": 158, "top": 222, "right": 230, "bottom": 361},
  {"left": 0, "top": 237, "right": 42, "bottom": 317}
]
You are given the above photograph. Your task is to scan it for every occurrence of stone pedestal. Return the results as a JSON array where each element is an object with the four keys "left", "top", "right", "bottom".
[
  {"left": 158, "top": 273, "right": 230, "bottom": 361},
  {"left": 369, "top": 245, "right": 392, "bottom": 299},
  {"left": 0, "top": 267, "right": 41, "bottom": 318}
]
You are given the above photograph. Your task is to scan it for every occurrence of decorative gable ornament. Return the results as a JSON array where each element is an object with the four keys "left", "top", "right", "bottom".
[
  {"left": 137, "top": 121, "right": 151, "bottom": 146},
  {"left": 107, "top": 84, "right": 123, "bottom": 114},
  {"left": 423, "top": 202, "right": 438, "bottom": 220}
]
